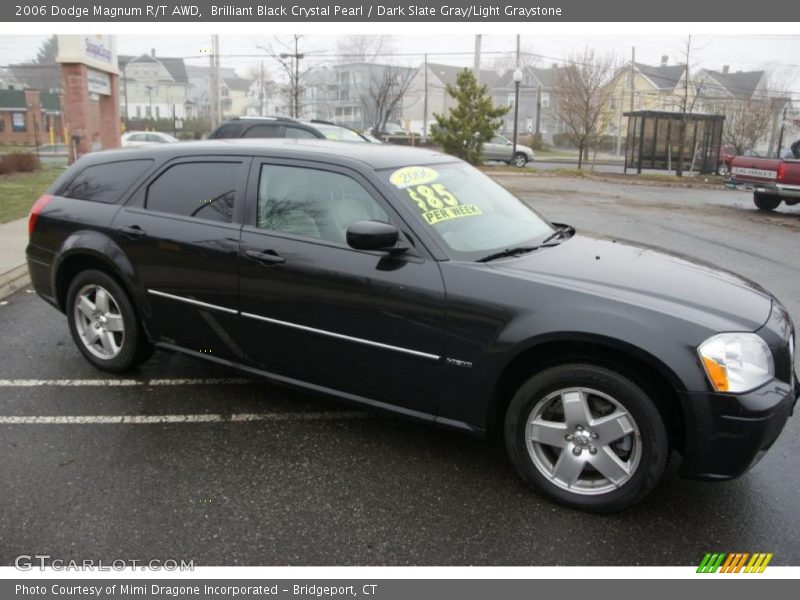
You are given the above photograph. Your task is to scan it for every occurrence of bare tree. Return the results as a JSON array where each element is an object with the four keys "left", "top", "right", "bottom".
[
  {"left": 334, "top": 35, "right": 395, "bottom": 63},
  {"left": 257, "top": 35, "right": 316, "bottom": 118},
  {"left": 554, "top": 49, "right": 616, "bottom": 169},
  {"left": 360, "top": 66, "right": 414, "bottom": 135},
  {"left": 718, "top": 97, "right": 775, "bottom": 154}
]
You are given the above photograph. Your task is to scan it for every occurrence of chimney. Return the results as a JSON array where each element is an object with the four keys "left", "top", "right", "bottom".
[
  {"left": 661, "top": 55, "right": 668, "bottom": 67},
  {"left": 722, "top": 65, "right": 730, "bottom": 74},
  {"left": 151, "top": 48, "right": 156, "bottom": 58}
]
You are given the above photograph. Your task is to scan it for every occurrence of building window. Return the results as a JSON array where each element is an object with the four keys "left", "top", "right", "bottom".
[
  {"left": 507, "top": 93, "right": 515, "bottom": 107},
  {"left": 0, "top": 115, "right": 4, "bottom": 132},
  {"left": 145, "top": 106, "right": 151, "bottom": 118},
  {"left": 541, "top": 93, "right": 550, "bottom": 108},
  {"left": 12, "top": 112, "right": 25, "bottom": 132},
  {"left": 155, "top": 106, "right": 160, "bottom": 119},
  {"left": 136, "top": 106, "right": 141, "bottom": 118}
]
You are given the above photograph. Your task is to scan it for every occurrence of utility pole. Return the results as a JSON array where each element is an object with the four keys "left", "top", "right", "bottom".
[
  {"left": 422, "top": 53, "right": 428, "bottom": 140},
  {"left": 280, "top": 37, "right": 304, "bottom": 118},
  {"left": 122, "top": 62, "right": 129, "bottom": 131},
  {"left": 473, "top": 35, "right": 481, "bottom": 84},
  {"left": 210, "top": 34, "right": 220, "bottom": 128},
  {"left": 260, "top": 60, "right": 265, "bottom": 114},
  {"left": 629, "top": 46, "right": 636, "bottom": 112},
  {"left": 776, "top": 106, "right": 789, "bottom": 157}
]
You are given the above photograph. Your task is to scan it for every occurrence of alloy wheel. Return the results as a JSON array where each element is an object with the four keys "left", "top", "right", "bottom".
[
  {"left": 73, "top": 284, "right": 125, "bottom": 360},
  {"left": 525, "top": 386, "right": 642, "bottom": 495}
]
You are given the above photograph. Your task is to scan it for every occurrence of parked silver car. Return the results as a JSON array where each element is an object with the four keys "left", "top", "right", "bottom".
[{"left": 483, "top": 134, "right": 535, "bottom": 167}]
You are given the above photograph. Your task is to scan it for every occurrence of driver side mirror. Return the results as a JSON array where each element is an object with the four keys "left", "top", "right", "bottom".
[{"left": 346, "top": 221, "right": 407, "bottom": 253}]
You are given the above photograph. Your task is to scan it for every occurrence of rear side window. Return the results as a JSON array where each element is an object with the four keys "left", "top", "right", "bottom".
[
  {"left": 61, "top": 160, "right": 153, "bottom": 204},
  {"left": 243, "top": 124, "right": 281, "bottom": 138},
  {"left": 210, "top": 123, "right": 243, "bottom": 139},
  {"left": 145, "top": 161, "right": 242, "bottom": 223},
  {"left": 285, "top": 126, "right": 319, "bottom": 139}
]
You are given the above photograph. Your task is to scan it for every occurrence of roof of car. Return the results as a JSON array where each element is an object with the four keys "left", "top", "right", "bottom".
[{"left": 73, "top": 139, "right": 458, "bottom": 171}]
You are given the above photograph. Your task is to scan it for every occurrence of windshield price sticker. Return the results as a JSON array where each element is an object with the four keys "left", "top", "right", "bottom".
[
  {"left": 390, "top": 166, "right": 440, "bottom": 188},
  {"left": 406, "top": 183, "right": 482, "bottom": 226}
]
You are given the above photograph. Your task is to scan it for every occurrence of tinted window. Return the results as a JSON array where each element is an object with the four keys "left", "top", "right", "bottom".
[
  {"left": 210, "top": 123, "right": 243, "bottom": 139},
  {"left": 312, "top": 124, "right": 367, "bottom": 142},
  {"left": 284, "top": 126, "right": 319, "bottom": 139},
  {"left": 243, "top": 124, "right": 281, "bottom": 138},
  {"left": 61, "top": 160, "right": 153, "bottom": 204},
  {"left": 257, "top": 164, "right": 388, "bottom": 244},
  {"left": 146, "top": 162, "right": 242, "bottom": 223}
]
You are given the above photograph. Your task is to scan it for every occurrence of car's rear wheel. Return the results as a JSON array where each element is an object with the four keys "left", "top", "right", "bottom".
[
  {"left": 717, "top": 163, "right": 728, "bottom": 177},
  {"left": 66, "top": 270, "right": 152, "bottom": 373},
  {"left": 753, "top": 193, "right": 781, "bottom": 211},
  {"left": 505, "top": 364, "right": 668, "bottom": 512},
  {"left": 512, "top": 152, "right": 528, "bottom": 168}
]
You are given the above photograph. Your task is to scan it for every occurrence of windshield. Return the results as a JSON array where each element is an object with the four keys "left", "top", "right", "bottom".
[
  {"left": 380, "top": 162, "right": 554, "bottom": 260},
  {"left": 313, "top": 124, "right": 368, "bottom": 142}
]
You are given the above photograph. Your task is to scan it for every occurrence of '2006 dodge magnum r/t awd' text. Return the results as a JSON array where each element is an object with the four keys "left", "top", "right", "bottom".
[{"left": 26, "top": 140, "right": 797, "bottom": 512}]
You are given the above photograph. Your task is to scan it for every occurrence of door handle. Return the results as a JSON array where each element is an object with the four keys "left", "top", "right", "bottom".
[
  {"left": 245, "top": 249, "right": 286, "bottom": 265},
  {"left": 118, "top": 225, "right": 146, "bottom": 239}
]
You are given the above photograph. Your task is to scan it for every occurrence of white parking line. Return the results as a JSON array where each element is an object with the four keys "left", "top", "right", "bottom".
[
  {"left": 0, "top": 378, "right": 253, "bottom": 387},
  {"left": 0, "top": 411, "right": 371, "bottom": 424}
]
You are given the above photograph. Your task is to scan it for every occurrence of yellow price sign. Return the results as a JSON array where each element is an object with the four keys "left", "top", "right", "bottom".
[
  {"left": 405, "top": 183, "right": 481, "bottom": 226},
  {"left": 389, "top": 166, "right": 439, "bottom": 189}
]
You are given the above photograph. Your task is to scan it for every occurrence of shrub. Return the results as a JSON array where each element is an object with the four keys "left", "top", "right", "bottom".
[{"left": 0, "top": 152, "right": 40, "bottom": 175}]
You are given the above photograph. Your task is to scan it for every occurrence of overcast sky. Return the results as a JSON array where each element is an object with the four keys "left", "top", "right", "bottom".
[{"left": 2, "top": 34, "right": 798, "bottom": 95}]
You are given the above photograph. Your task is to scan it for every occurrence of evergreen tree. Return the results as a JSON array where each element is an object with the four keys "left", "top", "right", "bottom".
[
  {"left": 431, "top": 69, "right": 509, "bottom": 165},
  {"left": 34, "top": 36, "right": 59, "bottom": 65}
]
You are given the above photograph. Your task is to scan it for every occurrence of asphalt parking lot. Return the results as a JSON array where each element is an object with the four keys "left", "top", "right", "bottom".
[{"left": 1, "top": 176, "right": 798, "bottom": 566}]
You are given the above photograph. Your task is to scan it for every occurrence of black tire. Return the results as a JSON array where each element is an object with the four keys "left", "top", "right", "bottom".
[
  {"left": 66, "top": 269, "right": 153, "bottom": 373},
  {"left": 717, "top": 163, "right": 728, "bottom": 177},
  {"left": 753, "top": 193, "right": 781, "bottom": 211},
  {"left": 504, "top": 364, "right": 668, "bottom": 513},
  {"left": 512, "top": 152, "right": 528, "bottom": 168}
]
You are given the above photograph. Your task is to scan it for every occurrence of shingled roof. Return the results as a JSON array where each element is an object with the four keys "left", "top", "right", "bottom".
[
  {"left": 427, "top": 62, "right": 499, "bottom": 88},
  {"left": 635, "top": 62, "right": 687, "bottom": 91},
  {"left": 119, "top": 54, "right": 189, "bottom": 84},
  {"left": 0, "top": 89, "right": 26, "bottom": 109},
  {"left": 699, "top": 69, "right": 765, "bottom": 99}
]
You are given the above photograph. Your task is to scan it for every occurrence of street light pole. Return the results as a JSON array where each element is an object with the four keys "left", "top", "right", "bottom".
[{"left": 512, "top": 68, "right": 522, "bottom": 167}]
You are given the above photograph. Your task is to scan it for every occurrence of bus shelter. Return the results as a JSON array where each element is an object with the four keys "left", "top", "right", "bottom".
[{"left": 624, "top": 110, "right": 725, "bottom": 175}]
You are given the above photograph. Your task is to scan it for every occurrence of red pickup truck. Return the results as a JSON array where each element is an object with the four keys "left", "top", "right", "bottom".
[{"left": 730, "top": 150, "right": 800, "bottom": 211}]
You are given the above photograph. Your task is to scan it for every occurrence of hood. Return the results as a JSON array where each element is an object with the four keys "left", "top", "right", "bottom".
[{"left": 488, "top": 233, "right": 773, "bottom": 332}]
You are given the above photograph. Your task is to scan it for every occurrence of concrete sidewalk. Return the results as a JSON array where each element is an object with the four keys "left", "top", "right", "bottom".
[{"left": 0, "top": 217, "right": 29, "bottom": 299}]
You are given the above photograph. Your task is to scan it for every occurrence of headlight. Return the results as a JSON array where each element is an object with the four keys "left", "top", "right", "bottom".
[{"left": 698, "top": 333, "right": 774, "bottom": 393}]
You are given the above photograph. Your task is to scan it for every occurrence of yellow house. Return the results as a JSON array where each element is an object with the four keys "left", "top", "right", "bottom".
[{"left": 602, "top": 60, "right": 691, "bottom": 141}]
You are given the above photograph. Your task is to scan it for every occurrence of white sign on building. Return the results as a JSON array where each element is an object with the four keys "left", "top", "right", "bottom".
[{"left": 56, "top": 35, "right": 119, "bottom": 74}]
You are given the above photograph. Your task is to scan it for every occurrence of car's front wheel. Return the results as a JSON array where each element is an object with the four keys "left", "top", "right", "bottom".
[
  {"left": 512, "top": 152, "right": 528, "bottom": 168},
  {"left": 505, "top": 364, "right": 668, "bottom": 512},
  {"left": 66, "top": 270, "right": 153, "bottom": 373}
]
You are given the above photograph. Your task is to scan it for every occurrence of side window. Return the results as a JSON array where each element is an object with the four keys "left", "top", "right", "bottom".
[
  {"left": 61, "top": 160, "right": 153, "bottom": 204},
  {"left": 256, "top": 164, "right": 388, "bottom": 244},
  {"left": 243, "top": 124, "right": 281, "bottom": 138},
  {"left": 211, "top": 123, "right": 242, "bottom": 139},
  {"left": 146, "top": 161, "right": 242, "bottom": 223},
  {"left": 284, "top": 126, "right": 319, "bottom": 140}
]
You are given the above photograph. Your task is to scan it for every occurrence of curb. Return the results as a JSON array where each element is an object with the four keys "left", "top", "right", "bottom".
[
  {"left": 488, "top": 170, "right": 727, "bottom": 190},
  {"left": 0, "top": 264, "right": 30, "bottom": 300}
]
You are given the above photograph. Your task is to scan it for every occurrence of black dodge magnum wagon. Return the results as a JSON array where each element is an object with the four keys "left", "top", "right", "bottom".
[{"left": 26, "top": 139, "right": 797, "bottom": 512}]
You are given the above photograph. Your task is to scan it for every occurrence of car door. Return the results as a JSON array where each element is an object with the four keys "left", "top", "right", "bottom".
[
  {"left": 111, "top": 156, "right": 248, "bottom": 362},
  {"left": 483, "top": 136, "right": 508, "bottom": 162},
  {"left": 237, "top": 159, "right": 446, "bottom": 417}
]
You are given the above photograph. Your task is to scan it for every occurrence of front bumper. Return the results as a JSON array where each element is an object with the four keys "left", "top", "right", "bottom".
[{"left": 678, "top": 377, "right": 797, "bottom": 480}]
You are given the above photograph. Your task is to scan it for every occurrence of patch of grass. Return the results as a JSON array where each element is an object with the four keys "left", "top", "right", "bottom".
[{"left": 0, "top": 165, "right": 63, "bottom": 224}]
